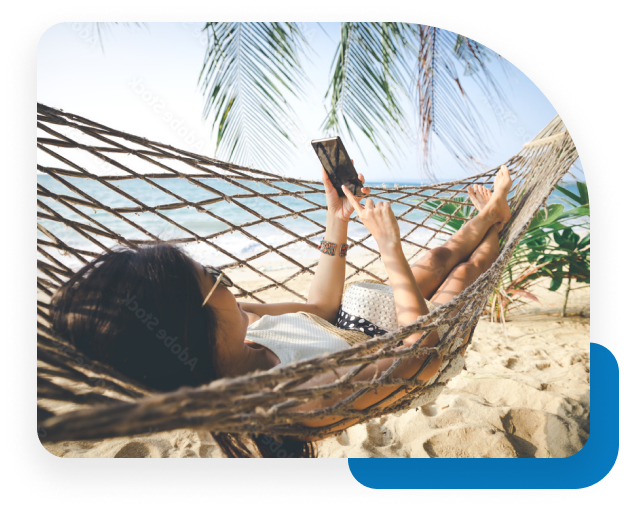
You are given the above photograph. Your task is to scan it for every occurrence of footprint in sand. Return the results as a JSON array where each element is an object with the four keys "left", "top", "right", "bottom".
[
  {"left": 500, "top": 408, "right": 587, "bottom": 458},
  {"left": 365, "top": 420, "right": 394, "bottom": 448},
  {"left": 424, "top": 427, "right": 517, "bottom": 458},
  {"left": 389, "top": 442, "right": 411, "bottom": 458},
  {"left": 114, "top": 441, "right": 153, "bottom": 458},
  {"left": 504, "top": 357, "right": 519, "bottom": 369}
]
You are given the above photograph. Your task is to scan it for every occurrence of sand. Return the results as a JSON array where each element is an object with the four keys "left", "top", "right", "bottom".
[{"left": 41, "top": 259, "right": 590, "bottom": 459}]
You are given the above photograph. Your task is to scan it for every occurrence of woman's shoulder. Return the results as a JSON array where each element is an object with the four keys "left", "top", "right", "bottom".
[{"left": 245, "top": 310, "right": 261, "bottom": 326}]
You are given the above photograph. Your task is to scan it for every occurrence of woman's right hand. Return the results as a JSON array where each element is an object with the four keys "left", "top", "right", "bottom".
[{"left": 342, "top": 185, "right": 401, "bottom": 252}]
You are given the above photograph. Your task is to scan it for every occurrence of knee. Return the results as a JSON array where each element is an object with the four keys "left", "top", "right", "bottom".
[
  {"left": 421, "top": 246, "right": 453, "bottom": 270},
  {"left": 451, "top": 261, "right": 483, "bottom": 283}
]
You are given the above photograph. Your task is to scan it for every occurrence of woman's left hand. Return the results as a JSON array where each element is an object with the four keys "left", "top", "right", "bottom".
[{"left": 322, "top": 164, "right": 370, "bottom": 223}]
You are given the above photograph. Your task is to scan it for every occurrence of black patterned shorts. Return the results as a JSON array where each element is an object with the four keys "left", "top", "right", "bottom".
[{"left": 335, "top": 306, "right": 388, "bottom": 337}]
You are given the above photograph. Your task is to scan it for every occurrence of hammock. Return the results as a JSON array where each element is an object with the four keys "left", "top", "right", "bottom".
[{"left": 36, "top": 103, "right": 578, "bottom": 443}]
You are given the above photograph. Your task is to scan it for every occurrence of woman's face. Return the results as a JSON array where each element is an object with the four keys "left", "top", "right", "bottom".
[{"left": 193, "top": 260, "right": 249, "bottom": 370}]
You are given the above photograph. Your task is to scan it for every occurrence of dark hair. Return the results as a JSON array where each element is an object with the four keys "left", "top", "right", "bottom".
[{"left": 51, "top": 243, "right": 315, "bottom": 458}]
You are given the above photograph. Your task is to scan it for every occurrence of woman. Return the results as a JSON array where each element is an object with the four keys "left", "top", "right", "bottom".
[{"left": 51, "top": 165, "right": 512, "bottom": 458}]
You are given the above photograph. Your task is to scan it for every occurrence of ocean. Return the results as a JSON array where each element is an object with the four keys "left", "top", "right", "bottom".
[{"left": 37, "top": 175, "right": 584, "bottom": 270}]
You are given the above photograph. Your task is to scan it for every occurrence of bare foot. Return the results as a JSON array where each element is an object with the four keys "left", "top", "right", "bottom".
[
  {"left": 483, "top": 165, "right": 512, "bottom": 226},
  {"left": 467, "top": 184, "right": 492, "bottom": 212},
  {"left": 493, "top": 165, "right": 513, "bottom": 197}
]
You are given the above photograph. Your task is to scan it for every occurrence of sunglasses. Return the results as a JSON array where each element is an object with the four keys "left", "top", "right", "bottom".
[
  {"left": 203, "top": 265, "right": 234, "bottom": 287},
  {"left": 201, "top": 266, "right": 234, "bottom": 307}
]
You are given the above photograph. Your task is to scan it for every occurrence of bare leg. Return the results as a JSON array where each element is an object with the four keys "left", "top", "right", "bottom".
[
  {"left": 430, "top": 224, "right": 501, "bottom": 307},
  {"left": 417, "top": 223, "right": 501, "bottom": 416},
  {"left": 430, "top": 223, "right": 500, "bottom": 359},
  {"left": 411, "top": 166, "right": 512, "bottom": 299}
]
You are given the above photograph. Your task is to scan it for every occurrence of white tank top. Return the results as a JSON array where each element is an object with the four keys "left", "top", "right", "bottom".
[{"left": 245, "top": 313, "right": 350, "bottom": 366}]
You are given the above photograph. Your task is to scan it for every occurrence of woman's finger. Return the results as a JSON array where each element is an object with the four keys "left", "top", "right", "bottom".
[
  {"left": 321, "top": 167, "right": 337, "bottom": 197},
  {"left": 342, "top": 185, "right": 363, "bottom": 212},
  {"left": 364, "top": 198, "right": 375, "bottom": 209},
  {"left": 358, "top": 173, "right": 365, "bottom": 184}
]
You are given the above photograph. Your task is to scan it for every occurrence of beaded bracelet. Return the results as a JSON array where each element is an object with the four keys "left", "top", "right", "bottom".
[
  {"left": 319, "top": 238, "right": 349, "bottom": 258},
  {"left": 319, "top": 239, "right": 336, "bottom": 256}
]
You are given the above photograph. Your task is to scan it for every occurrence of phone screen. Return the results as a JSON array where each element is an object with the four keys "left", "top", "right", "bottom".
[{"left": 311, "top": 137, "right": 363, "bottom": 197}]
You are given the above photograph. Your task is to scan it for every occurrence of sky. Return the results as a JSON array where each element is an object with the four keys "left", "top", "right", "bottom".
[{"left": 37, "top": 22, "right": 577, "bottom": 184}]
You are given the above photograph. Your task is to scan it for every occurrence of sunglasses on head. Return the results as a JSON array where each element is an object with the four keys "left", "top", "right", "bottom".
[{"left": 201, "top": 266, "right": 234, "bottom": 307}]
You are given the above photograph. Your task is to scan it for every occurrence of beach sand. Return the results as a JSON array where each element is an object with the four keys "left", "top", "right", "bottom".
[{"left": 41, "top": 258, "right": 590, "bottom": 459}]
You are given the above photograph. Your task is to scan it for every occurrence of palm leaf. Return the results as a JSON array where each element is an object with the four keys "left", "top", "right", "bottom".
[
  {"left": 323, "top": 22, "right": 415, "bottom": 165},
  {"left": 555, "top": 182, "right": 589, "bottom": 207},
  {"left": 421, "top": 196, "right": 473, "bottom": 233},
  {"left": 73, "top": 22, "right": 145, "bottom": 53},
  {"left": 199, "top": 22, "right": 308, "bottom": 169},
  {"left": 414, "top": 27, "right": 511, "bottom": 177},
  {"left": 508, "top": 288, "right": 541, "bottom": 304}
]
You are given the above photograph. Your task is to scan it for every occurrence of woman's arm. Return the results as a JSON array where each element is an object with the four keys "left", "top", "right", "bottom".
[
  {"left": 240, "top": 213, "right": 346, "bottom": 322},
  {"left": 377, "top": 229, "right": 433, "bottom": 347},
  {"left": 343, "top": 187, "right": 434, "bottom": 346},
  {"left": 305, "top": 212, "right": 349, "bottom": 322},
  {"left": 288, "top": 187, "right": 443, "bottom": 435},
  {"left": 240, "top": 168, "right": 368, "bottom": 323}
]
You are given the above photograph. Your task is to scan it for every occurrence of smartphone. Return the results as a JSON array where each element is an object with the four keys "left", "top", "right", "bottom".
[{"left": 311, "top": 136, "right": 364, "bottom": 197}]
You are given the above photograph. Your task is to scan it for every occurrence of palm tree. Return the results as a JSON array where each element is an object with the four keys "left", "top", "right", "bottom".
[{"left": 199, "top": 22, "right": 511, "bottom": 179}]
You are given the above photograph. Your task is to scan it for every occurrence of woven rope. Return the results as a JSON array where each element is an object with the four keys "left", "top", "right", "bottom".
[{"left": 36, "top": 104, "right": 578, "bottom": 442}]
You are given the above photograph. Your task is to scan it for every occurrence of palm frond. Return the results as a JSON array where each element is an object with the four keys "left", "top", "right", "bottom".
[
  {"left": 87, "top": 22, "right": 145, "bottom": 53},
  {"left": 199, "top": 22, "right": 308, "bottom": 170},
  {"left": 323, "top": 22, "right": 415, "bottom": 166},
  {"left": 414, "top": 26, "right": 512, "bottom": 177},
  {"left": 415, "top": 25, "right": 436, "bottom": 173}
]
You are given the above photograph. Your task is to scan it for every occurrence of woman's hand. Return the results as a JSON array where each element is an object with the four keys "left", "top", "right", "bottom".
[
  {"left": 322, "top": 164, "right": 370, "bottom": 223},
  {"left": 343, "top": 185, "right": 401, "bottom": 252}
]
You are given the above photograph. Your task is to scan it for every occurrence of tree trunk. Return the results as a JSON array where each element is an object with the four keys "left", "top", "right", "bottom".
[{"left": 562, "top": 276, "right": 571, "bottom": 317}]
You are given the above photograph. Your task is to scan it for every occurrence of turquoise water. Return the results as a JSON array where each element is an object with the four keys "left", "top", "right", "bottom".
[{"left": 37, "top": 175, "right": 584, "bottom": 269}]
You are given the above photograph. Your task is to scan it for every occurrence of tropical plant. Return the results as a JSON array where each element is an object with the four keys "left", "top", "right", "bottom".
[
  {"left": 491, "top": 182, "right": 589, "bottom": 319},
  {"left": 86, "top": 22, "right": 511, "bottom": 173},
  {"left": 540, "top": 228, "right": 590, "bottom": 316},
  {"left": 421, "top": 195, "right": 474, "bottom": 234},
  {"left": 422, "top": 182, "right": 590, "bottom": 320},
  {"left": 198, "top": 22, "right": 511, "bottom": 175}
]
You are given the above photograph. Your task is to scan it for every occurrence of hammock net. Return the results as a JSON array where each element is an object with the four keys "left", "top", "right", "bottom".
[{"left": 36, "top": 103, "right": 578, "bottom": 442}]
